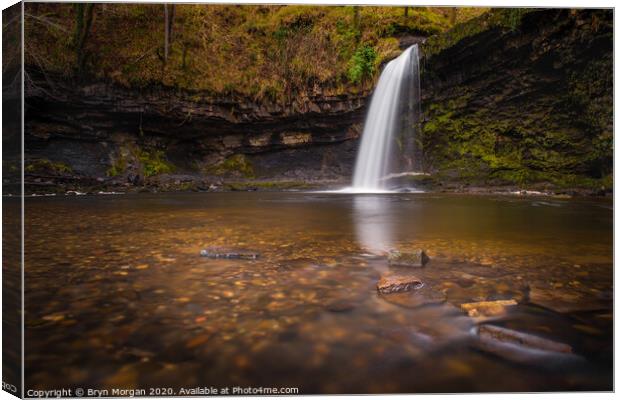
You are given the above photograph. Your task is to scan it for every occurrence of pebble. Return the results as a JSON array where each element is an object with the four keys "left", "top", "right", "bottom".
[{"left": 199, "top": 248, "right": 260, "bottom": 260}]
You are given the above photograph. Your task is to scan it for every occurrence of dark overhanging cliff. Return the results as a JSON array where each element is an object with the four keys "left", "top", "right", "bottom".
[{"left": 24, "top": 74, "right": 368, "bottom": 190}]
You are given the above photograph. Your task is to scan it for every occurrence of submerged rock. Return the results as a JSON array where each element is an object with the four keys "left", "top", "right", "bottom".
[
  {"left": 199, "top": 248, "right": 259, "bottom": 260},
  {"left": 527, "top": 285, "right": 611, "bottom": 314},
  {"left": 470, "top": 324, "right": 584, "bottom": 367},
  {"left": 388, "top": 249, "right": 429, "bottom": 267},
  {"left": 377, "top": 275, "right": 424, "bottom": 294},
  {"left": 460, "top": 299, "right": 518, "bottom": 319},
  {"left": 380, "top": 285, "right": 446, "bottom": 309},
  {"left": 477, "top": 324, "right": 573, "bottom": 355}
]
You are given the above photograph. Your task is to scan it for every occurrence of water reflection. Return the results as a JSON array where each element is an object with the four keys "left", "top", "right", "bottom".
[{"left": 353, "top": 195, "right": 395, "bottom": 254}]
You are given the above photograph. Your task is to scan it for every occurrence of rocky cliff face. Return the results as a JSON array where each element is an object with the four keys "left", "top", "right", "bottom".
[
  {"left": 22, "top": 75, "right": 367, "bottom": 193},
  {"left": 419, "top": 9, "right": 613, "bottom": 192}
]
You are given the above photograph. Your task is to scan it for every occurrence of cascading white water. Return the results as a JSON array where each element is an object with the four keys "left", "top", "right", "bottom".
[{"left": 350, "top": 45, "right": 421, "bottom": 192}]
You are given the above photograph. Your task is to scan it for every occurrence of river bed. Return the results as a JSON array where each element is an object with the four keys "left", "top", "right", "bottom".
[{"left": 19, "top": 192, "right": 613, "bottom": 393}]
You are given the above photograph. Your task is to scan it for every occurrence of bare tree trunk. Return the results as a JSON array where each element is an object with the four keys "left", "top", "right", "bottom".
[
  {"left": 169, "top": 5, "right": 175, "bottom": 41},
  {"left": 449, "top": 8, "right": 458, "bottom": 25},
  {"left": 353, "top": 6, "right": 361, "bottom": 43},
  {"left": 73, "top": 3, "right": 95, "bottom": 75},
  {"left": 404, "top": 6, "right": 409, "bottom": 17},
  {"left": 164, "top": 4, "right": 169, "bottom": 62},
  {"left": 163, "top": 4, "right": 175, "bottom": 63}
]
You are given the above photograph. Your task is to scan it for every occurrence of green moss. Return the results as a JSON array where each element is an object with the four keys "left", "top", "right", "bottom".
[
  {"left": 25, "top": 159, "right": 73, "bottom": 174},
  {"left": 421, "top": 77, "right": 612, "bottom": 190},
  {"left": 107, "top": 146, "right": 174, "bottom": 178},
  {"left": 224, "top": 180, "right": 314, "bottom": 191},
  {"left": 206, "top": 154, "right": 255, "bottom": 178},
  {"left": 176, "top": 181, "right": 197, "bottom": 191},
  {"left": 106, "top": 156, "right": 127, "bottom": 177},
  {"left": 347, "top": 44, "right": 377, "bottom": 84},
  {"left": 3, "top": 160, "right": 19, "bottom": 173},
  {"left": 137, "top": 149, "right": 174, "bottom": 177}
]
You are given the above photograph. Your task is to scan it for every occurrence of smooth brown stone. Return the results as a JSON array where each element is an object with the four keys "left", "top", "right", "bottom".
[
  {"left": 478, "top": 324, "right": 573, "bottom": 354},
  {"left": 388, "top": 249, "right": 429, "bottom": 268},
  {"left": 377, "top": 275, "right": 423, "bottom": 294},
  {"left": 380, "top": 285, "right": 446, "bottom": 309},
  {"left": 461, "top": 299, "right": 518, "bottom": 318}
]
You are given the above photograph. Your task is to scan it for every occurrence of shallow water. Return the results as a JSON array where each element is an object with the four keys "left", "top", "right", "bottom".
[{"left": 19, "top": 192, "right": 612, "bottom": 393}]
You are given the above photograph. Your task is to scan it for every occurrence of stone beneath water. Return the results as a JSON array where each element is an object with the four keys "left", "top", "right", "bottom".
[
  {"left": 199, "top": 248, "right": 260, "bottom": 260},
  {"left": 388, "top": 249, "right": 430, "bottom": 267},
  {"left": 377, "top": 275, "right": 424, "bottom": 294},
  {"left": 475, "top": 324, "right": 574, "bottom": 364},
  {"left": 527, "top": 285, "right": 611, "bottom": 314},
  {"left": 460, "top": 299, "right": 518, "bottom": 319},
  {"left": 380, "top": 285, "right": 446, "bottom": 309}
]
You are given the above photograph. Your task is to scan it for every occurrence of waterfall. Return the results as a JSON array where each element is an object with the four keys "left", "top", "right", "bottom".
[{"left": 350, "top": 44, "right": 421, "bottom": 192}]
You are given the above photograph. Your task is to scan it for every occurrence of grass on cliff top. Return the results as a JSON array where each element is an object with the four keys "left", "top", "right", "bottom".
[{"left": 25, "top": 4, "right": 486, "bottom": 102}]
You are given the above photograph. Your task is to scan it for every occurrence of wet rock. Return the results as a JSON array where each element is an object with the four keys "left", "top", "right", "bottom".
[
  {"left": 527, "top": 285, "right": 610, "bottom": 314},
  {"left": 199, "top": 248, "right": 259, "bottom": 260},
  {"left": 380, "top": 285, "right": 446, "bottom": 309},
  {"left": 377, "top": 275, "right": 424, "bottom": 294},
  {"left": 460, "top": 299, "right": 517, "bottom": 319},
  {"left": 388, "top": 249, "right": 429, "bottom": 267},
  {"left": 478, "top": 324, "right": 573, "bottom": 354}
]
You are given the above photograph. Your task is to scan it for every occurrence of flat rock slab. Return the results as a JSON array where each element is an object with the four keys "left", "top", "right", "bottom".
[
  {"left": 473, "top": 324, "right": 580, "bottom": 366},
  {"left": 461, "top": 299, "right": 518, "bottom": 319},
  {"left": 478, "top": 324, "right": 573, "bottom": 354},
  {"left": 377, "top": 275, "right": 424, "bottom": 294},
  {"left": 528, "top": 285, "right": 611, "bottom": 314},
  {"left": 199, "top": 248, "right": 260, "bottom": 260},
  {"left": 388, "top": 249, "right": 429, "bottom": 267}
]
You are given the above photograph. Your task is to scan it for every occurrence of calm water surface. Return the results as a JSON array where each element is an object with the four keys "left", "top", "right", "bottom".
[{"left": 21, "top": 192, "right": 613, "bottom": 393}]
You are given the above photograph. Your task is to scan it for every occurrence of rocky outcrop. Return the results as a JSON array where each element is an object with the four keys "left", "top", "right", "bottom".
[
  {"left": 23, "top": 74, "right": 367, "bottom": 192},
  {"left": 419, "top": 9, "right": 613, "bottom": 192}
]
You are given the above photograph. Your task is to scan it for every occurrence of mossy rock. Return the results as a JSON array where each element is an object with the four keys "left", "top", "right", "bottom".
[
  {"left": 25, "top": 159, "right": 73, "bottom": 175},
  {"left": 223, "top": 180, "right": 315, "bottom": 191},
  {"left": 206, "top": 154, "right": 255, "bottom": 179},
  {"left": 137, "top": 149, "right": 174, "bottom": 177},
  {"left": 106, "top": 156, "right": 127, "bottom": 177},
  {"left": 106, "top": 145, "right": 175, "bottom": 178}
]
